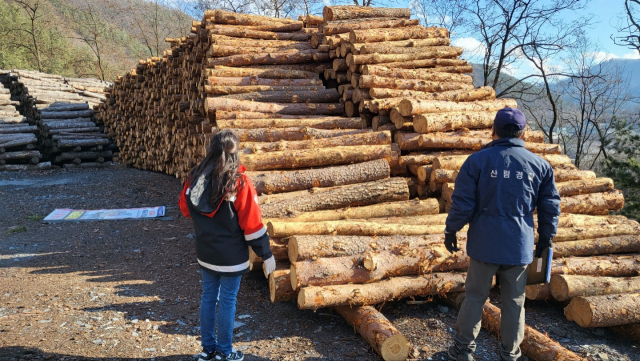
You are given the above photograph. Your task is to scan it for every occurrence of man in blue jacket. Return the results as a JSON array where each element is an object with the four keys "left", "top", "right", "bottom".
[{"left": 445, "top": 108, "right": 561, "bottom": 361}]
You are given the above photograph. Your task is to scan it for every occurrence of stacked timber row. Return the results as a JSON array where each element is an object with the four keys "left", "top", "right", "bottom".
[{"left": 0, "top": 72, "right": 50, "bottom": 171}]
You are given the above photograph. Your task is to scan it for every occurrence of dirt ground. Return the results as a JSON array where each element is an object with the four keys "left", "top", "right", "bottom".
[{"left": 0, "top": 167, "right": 638, "bottom": 361}]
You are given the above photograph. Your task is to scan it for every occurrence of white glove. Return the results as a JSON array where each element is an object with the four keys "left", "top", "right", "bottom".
[{"left": 263, "top": 255, "right": 276, "bottom": 278}]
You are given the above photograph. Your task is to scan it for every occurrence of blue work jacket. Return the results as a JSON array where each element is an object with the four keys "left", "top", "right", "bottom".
[{"left": 445, "top": 137, "right": 561, "bottom": 265}]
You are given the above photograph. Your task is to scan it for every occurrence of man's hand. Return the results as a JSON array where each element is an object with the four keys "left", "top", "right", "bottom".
[
  {"left": 444, "top": 228, "right": 460, "bottom": 253},
  {"left": 535, "top": 238, "right": 552, "bottom": 258},
  {"left": 263, "top": 255, "right": 276, "bottom": 277}
]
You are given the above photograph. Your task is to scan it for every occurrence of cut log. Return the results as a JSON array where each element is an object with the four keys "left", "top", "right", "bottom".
[
  {"left": 359, "top": 75, "right": 473, "bottom": 93},
  {"left": 399, "top": 98, "right": 517, "bottom": 117},
  {"left": 323, "top": 6, "right": 411, "bottom": 21},
  {"left": 429, "top": 169, "right": 456, "bottom": 191},
  {"left": 349, "top": 26, "right": 448, "bottom": 43},
  {"left": 206, "top": 50, "right": 319, "bottom": 67},
  {"left": 413, "top": 111, "right": 496, "bottom": 133},
  {"left": 553, "top": 235, "right": 640, "bottom": 257},
  {"left": 560, "top": 190, "right": 625, "bottom": 215},
  {"left": 240, "top": 131, "right": 391, "bottom": 153},
  {"left": 347, "top": 47, "right": 463, "bottom": 66},
  {"left": 208, "top": 45, "right": 312, "bottom": 57},
  {"left": 290, "top": 245, "right": 468, "bottom": 289},
  {"left": 564, "top": 293, "right": 640, "bottom": 327},
  {"left": 550, "top": 275, "right": 640, "bottom": 302},
  {"left": 399, "top": 150, "right": 473, "bottom": 166},
  {"left": 525, "top": 284, "right": 551, "bottom": 301},
  {"left": 207, "top": 26, "right": 310, "bottom": 41},
  {"left": 335, "top": 305, "right": 410, "bottom": 361},
  {"left": 552, "top": 214, "right": 629, "bottom": 228},
  {"left": 0, "top": 162, "right": 51, "bottom": 171},
  {"left": 551, "top": 254, "right": 640, "bottom": 277},
  {"left": 260, "top": 177, "right": 410, "bottom": 218},
  {"left": 361, "top": 65, "right": 472, "bottom": 84},
  {"left": 268, "top": 220, "right": 461, "bottom": 238},
  {"left": 206, "top": 66, "right": 318, "bottom": 79},
  {"left": 206, "top": 86, "right": 324, "bottom": 95},
  {"left": 288, "top": 233, "right": 451, "bottom": 262},
  {"left": 541, "top": 154, "right": 574, "bottom": 167},
  {"left": 240, "top": 144, "right": 389, "bottom": 171},
  {"left": 0, "top": 134, "right": 37, "bottom": 148},
  {"left": 323, "top": 18, "right": 420, "bottom": 35},
  {"left": 410, "top": 132, "right": 556, "bottom": 153},
  {"left": 0, "top": 150, "right": 41, "bottom": 160},
  {"left": 433, "top": 155, "right": 470, "bottom": 171},
  {"left": 368, "top": 88, "right": 496, "bottom": 108},
  {"left": 247, "top": 158, "right": 390, "bottom": 195},
  {"left": 205, "top": 98, "right": 344, "bottom": 116},
  {"left": 358, "top": 39, "right": 452, "bottom": 53},
  {"left": 205, "top": 77, "right": 322, "bottom": 86},
  {"left": 482, "top": 302, "right": 586, "bottom": 361},
  {"left": 211, "top": 9, "right": 299, "bottom": 25},
  {"left": 555, "top": 178, "right": 614, "bottom": 197},
  {"left": 218, "top": 116, "right": 362, "bottom": 130},
  {"left": 232, "top": 127, "right": 368, "bottom": 143},
  {"left": 55, "top": 138, "right": 111, "bottom": 148},
  {"left": 39, "top": 110, "right": 94, "bottom": 119},
  {"left": 269, "top": 269, "right": 296, "bottom": 302},
  {"left": 41, "top": 121, "right": 96, "bottom": 129},
  {"left": 298, "top": 272, "right": 466, "bottom": 309},
  {"left": 553, "top": 222, "right": 640, "bottom": 242},
  {"left": 554, "top": 168, "right": 596, "bottom": 182},
  {"left": 370, "top": 59, "right": 469, "bottom": 70}
]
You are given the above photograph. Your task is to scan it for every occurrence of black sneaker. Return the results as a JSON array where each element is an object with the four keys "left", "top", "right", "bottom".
[
  {"left": 215, "top": 350, "right": 244, "bottom": 361},
  {"left": 448, "top": 344, "right": 474, "bottom": 361},
  {"left": 197, "top": 349, "right": 216, "bottom": 361}
]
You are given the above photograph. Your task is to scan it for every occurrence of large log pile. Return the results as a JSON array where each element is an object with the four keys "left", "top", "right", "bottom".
[{"left": 96, "top": 6, "right": 638, "bottom": 360}]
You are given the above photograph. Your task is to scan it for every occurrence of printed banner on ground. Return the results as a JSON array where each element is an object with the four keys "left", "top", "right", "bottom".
[{"left": 43, "top": 206, "right": 166, "bottom": 222}]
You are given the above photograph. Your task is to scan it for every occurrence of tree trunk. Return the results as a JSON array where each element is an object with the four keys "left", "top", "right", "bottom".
[
  {"left": 232, "top": 127, "right": 368, "bottom": 143},
  {"left": 206, "top": 50, "right": 320, "bottom": 67},
  {"left": 260, "top": 177, "right": 409, "bottom": 218},
  {"left": 413, "top": 111, "right": 496, "bottom": 133},
  {"left": 553, "top": 235, "right": 640, "bottom": 257},
  {"left": 269, "top": 269, "right": 296, "bottom": 302},
  {"left": 433, "top": 155, "right": 470, "bottom": 170},
  {"left": 218, "top": 115, "right": 361, "bottom": 129},
  {"left": 399, "top": 151, "right": 473, "bottom": 166},
  {"left": 290, "top": 245, "right": 468, "bottom": 289},
  {"left": 551, "top": 214, "right": 629, "bottom": 228},
  {"left": 551, "top": 254, "right": 640, "bottom": 277},
  {"left": 550, "top": 275, "right": 640, "bottom": 302},
  {"left": 555, "top": 178, "right": 614, "bottom": 197},
  {"left": 560, "top": 190, "right": 625, "bottom": 215},
  {"left": 323, "top": 6, "right": 411, "bottom": 21},
  {"left": 247, "top": 158, "right": 389, "bottom": 195},
  {"left": 268, "top": 220, "right": 460, "bottom": 238},
  {"left": 298, "top": 272, "right": 466, "bottom": 309},
  {"left": 367, "top": 88, "right": 496, "bottom": 111},
  {"left": 526, "top": 284, "right": 551, "bottom": 301},
  {"left": 482, "top": 303, "right": 586, "bottom": 361},
  {"left": 554, "top": 169, "right": 596, "bottom": 182},
  {"left": 359, "top": 75, "right": 473, "bottom": 93},
  {"left": 0, "top": 162, "right": 51, "bottom": 171},
  {"left": 349, "top": 26, "right": 448, "bottom": 43},
  {"left": 334, "top": 305, "right": 410, "bottom": 361},
  {"left": 206, "top": 66, "right": 318, "bottom": 79},
  {"left": 564, "top": 293, "right": 640, "bottom": 327},
  {"left": 240, "top": 131, "right": 391, "bottom": 153},
  {"left": 0, "top": 134, "right": 37, "bottom": 148},
  {"left": 205, "top": 98, "right": 344, "bottom": 116},
  {"left": 347, "top": 47, "right": 463, "bottom": 66},
  {"left": 206, "top": 77, "right": 322, "bottom": 87},
  {"left": 323, "top": 18, "right": 420, "bottom": 35},
  {"left": 240, "top": 144, "right": 389, "bottom": 171},
  {"left": 361, "top": 65, "right": 472, "bottom": 83},
  {"left": 399, "top": 98, "right": 517, "bottom": 116},
  {"left": 0, "top": 125, "right": 37, "bottom": 134},
  {"left": 55, "top": 150, "right": 113, "bottom": 161}
]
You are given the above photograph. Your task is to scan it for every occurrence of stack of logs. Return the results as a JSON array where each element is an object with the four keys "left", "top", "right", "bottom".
[
  {"left": 0, "top": 71, "right": 49, "bottom": 171},
  {"left": 96, "top": 6, "right": 639, "bottom": 361},
  {"left": 4, "top": 70, "right": 115, "bottom": 168}
]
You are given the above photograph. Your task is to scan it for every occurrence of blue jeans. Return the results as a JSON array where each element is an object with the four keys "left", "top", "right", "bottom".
[{"left": 200, "top": 269, "right": 242, "bottom": 355}]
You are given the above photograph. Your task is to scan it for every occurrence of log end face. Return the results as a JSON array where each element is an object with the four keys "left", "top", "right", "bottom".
[
  {"left": 549, "top": 274, "right": 570, "bottom": 302},
  {"left": 380, "top": 334, "right": 411, "bottom": 361},
  {"left": 288, "top": 237, "right": 299, "bottom": 263},
  {"left": 290, "top": 263, "right": 299, "bottom": 290},
  {"left": 269, "top": 273, "right": 277, "bottom": 303}
]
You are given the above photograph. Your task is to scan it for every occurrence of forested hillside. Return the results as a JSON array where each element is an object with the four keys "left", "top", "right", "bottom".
[{"left": 0, "top": 0, "right": 194, "bottom": 80}]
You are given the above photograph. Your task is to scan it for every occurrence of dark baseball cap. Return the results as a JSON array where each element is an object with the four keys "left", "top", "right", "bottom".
[{"left": 494, "top": 107, "right": 526, "bottom": 131}]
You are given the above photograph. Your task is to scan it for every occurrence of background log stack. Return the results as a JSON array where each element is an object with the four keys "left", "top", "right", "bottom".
[{"left": 96, "top": 7, "right": 639, "bottom": 360}]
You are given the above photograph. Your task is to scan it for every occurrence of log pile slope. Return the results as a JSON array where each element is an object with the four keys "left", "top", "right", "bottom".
[{"left": 96, "top": 6, "right": 639, "bottom": 360}]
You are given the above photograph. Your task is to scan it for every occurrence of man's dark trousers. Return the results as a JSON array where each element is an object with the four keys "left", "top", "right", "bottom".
[{"left": 454, "top": 258, "right": 527, "bottom": 361}]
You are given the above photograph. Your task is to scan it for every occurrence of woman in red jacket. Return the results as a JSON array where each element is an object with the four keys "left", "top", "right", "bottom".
[{"left": 179, "top": 130, "right": 275, "bottom": 361}]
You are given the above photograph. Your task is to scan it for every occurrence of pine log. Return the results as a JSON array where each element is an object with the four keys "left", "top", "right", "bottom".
[
  {"left": 550, "top": 275, "right": 640, "bottom": 302},
  {"left": 269, "top": 269, "right": 296, "bottom": 302},
  {"left": 0, "top": 125, "right": 37, "bottom": 134},
  {"left": 298, "top": 272, "right": 466, "bottom": 309},
  {"left": 370, "top": 59, "right": 470, "bottom": 70},
  {"left": 208, "top": 45, "right": 312, "bottom": 57},
  {"left": 210, "top": 9, "right": 298, "bottom": 25},
  {"left": 564, "top": 293, "right": 640, "bottom": 327},
  {"left": 349, "top": 26, "right": 448, "bottom": 43},
  {"left": 306, "top": 14, "right": 323, "bottom": 26},
  {"left": 268, "top": 220, "right": 461, "bottom": 238},
  {"left": 323, "top": 18, "right": 420, "bottom": 35},
  {"left": 552, "top": 214, "right": 629, "bottom": 228},
  {"left": 55, "top": 138, "right": 111, "bottom": 148},
  {"left": 335, "top": 305, "right": 410, "bottom": 361},
  {"left": 240, "top": 131, "right": 391, "bottom": 153},
  {"left": 218, "top": 116, "right": 361, "bottom": 129},
  {"left": 429, "top": 169, "right": 456, "bottom": 191},
  {"left": 560, "top": 190, "right": 625, "bottom": 215},
  {"left": 413, "top": 111, "right": 496, "bottom": 133},
  {"left": 363, "top": 87, "right": 497, "bottom": 112},
  {"left": 232, "top": 127, "right": 368, "bottom": 143},
  {"left": 361, "top": 65, "right": 472, "bottom": 84},
  {"left": 247, "top": 158, "right": 390, "bottom": 195},
  {"left": 399, "top": 98, "right": 517, "bottom": 117},
  {"left": 260, "top": 177, "right": 410, "bottom": 218},
  {"left": 0, "top": 162, "right": 51, "bottom": 171},
  {"left": 288, "top": 233, "right": 453, "bottom": 262},
  {"left": 205, "top": 98, "right": 344, "bottom": 116},
  {"left": 41, "top": 121, "right": 96, "bottom": 129},
  {"left": 0, "top": 150, "right": 41, "bottom": 160},
  {"left": 525, "top": 284, "right": 552, "bottom": 301},
  {"left": 553, "top": 235, "right": 640, "bottom": 258},
  {"left": 541, "top": 154, "right": 574, "bottom": 167},
  {"left": 433, "top": 155, "right": 469, "bottom": 171},
  {"left": 357, "top": 38, "right": 451, "bottom": 53},
  {"left": 62, "top": 162, "right": 115, "bottom": 169},
  {"left": 206, "top": 77, "right": 322, "bottom": 86},
  {"left": 240, "top": 144, "right": 389, "bottom": 170},
  {"left": 551, "top": 254, "right": 640, "bottom": 277},
  {"left": 290, "top": 245, "right": 468, "bottom": 289},
  {"left": 333, "top": 59, "right": 348, "bottom": 72},
  {"left": 554, "top": 169, "right": 597, "bottom": 182},
  {"left": 359, "top": 75, "right": 473, "bottom": 93},
  {"left": 206, "top": 66, "right": 318, "bottom": 79},
  {"left": 555, "top": 178, "right": 614, "bottom": 197},
  {"left": 206, "top": 50, "right": 319, "bottom": 67},
  {"left": 0, "top": 134, "right": 37, "bottom": 148},
  {"left": 39, "top": 110, "right": 94, "bottom": 119},
  {"left": 323, "top": 6, "right": 411, "bottom": 21},
  {"left": 414, "top": 132, "right": 558, "bottom": 153},
  {"left": 399, "top": 151, "right": 473, "bottom": 166},
  {"left": 482, "top": 303, "right": 586, "bottom": 361},
  {"left": 347, "top": 47, "right": 463, "bottom": 66},
  {"left": 207, "top": 26, "right": 310, "bottom": 41},
  {"left": 417, "top": 165, "right": 433, "bottom": 182}
]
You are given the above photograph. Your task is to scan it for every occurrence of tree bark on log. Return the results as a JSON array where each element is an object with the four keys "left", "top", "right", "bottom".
[
  {"left": 369, "top": 59, "right": 470, "bottom": 70},
  {"left": 211, "top": 9, "right": 299, "bottom": 25},
  {"left": 347, "top": 47, "right": 463, "bottom": 66},
  {"left": 323, "top": 6, "right": 411, "bottom": 21},
  {"left": 323, "top": 18, "right": 420, "bottom": 35},
  {"left": 0, "top": 162, "right": 51, "bottom": 171},
  {"left": 359, "top": 75, "right": 473, "bottom": 93},
  {"left": 413, "top": 111, "right": 496, "bottom": 133},
  {"left": 0, "top": 125, "right": 37, "bottom": 134},
  {"left": 260, "top": 177, "right": 409, "bottom": 218},
  {"left": 399, "top": 98, "right": 517, "bottom": 116},
  {"left": 206, "top": 50, "right": 320, "bottom": 67},
  {"left": 349, "top": 26, "right": 448, "bottom": 43},
  {"left": 208, "top": 45, "right": 312, "bottom": 57},
  {"left": 482, "top": 302, "right": 587, "bottom": 361},
  {"left": 55, "top": 138, "right": 111, "bottom": 148},
  {"left": 240, "top": 144, "right": 389, "bottom": 171},
  {"left": 206, "top": 66, "right": 318, "bottom": 79},
  {"left": 555, "top": 178, "right": 614, "bottom": 197},
  {"left": 554, "top": 169, "right": 597, "bottom": 182},
  {"left": 552, "top": 214, "right": 629, "bottom": 228},
  {"left": 268, "top": 220, "right": 460, "bottom": 238},
  {"left": 298, "top": 272, "right": 466, "bottom": 309},
  {"left": 399, "top": 151, "right": 473, "bottom": 165},
  {"left": 232, "top": 127, "right": 368, "bottom": 142},
  {"left": 247, "top": 159, "right": 390, "bottom": 195},
  {"left": 415, "top": 133, "right": 557, "bottom": 153},
  {"left": 269, "top": 269, "right": 296, "bottom": 302},
  {"left": 560, "top": 190, "right": 625, "bottom": 215},
  {"left": 553, "top": 235, "right": 640, "bottom": 257},
  {"left": 358, "top": 39, "right": 452, "bottom": 54},
  {"left": 564, "top": 293, "right": 640, "bottom": 327},
  {"left": 361, "top": 65, "right": 472, "bottom": 83},
  {"left": 553, "top": 222, "right": 640, "bottom": 242},
  {"left": 205, "top": 98, "right": 344, "bottom": 116},
  {"left": 525, "top": 284, "right": 551, "bottom": 301},
  {"left": 218, "top": 115, "right": 361, "bottom": 129},
  {"left": 39, "top": 110, "right": 94, "bottom": 119},
  {"left": 207, "top": 26, "right": 311, "bottom": 41},
  {"left": 240, "top": 131, "right": 391, "bottom": 153},
  {"left": 334, "top": 305, "right": 410, "bottom": 361},
  {"left": 551, "top": 254, "right": 640, "bottom": 277},
  {"left": 433, "top": 155, "right": 470, "bottom": 170},
  {"left": 206, "top": 76, "right": 322, "bottom": 86},
  {"left": 550, "top": 275, "right": 640, "bottom": 302}
]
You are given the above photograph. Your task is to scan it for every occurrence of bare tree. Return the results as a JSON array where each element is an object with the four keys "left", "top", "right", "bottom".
[
  {"left": 127, "top": 0, "right": 193, "bottom": 57},
  {"left": 613, "top": 0, "right": 640, "bottom": 54},
  {"left": 10, "top": 0, "right": 45, "bottom": 71},
  {"left": 68, "top": 3, "right": 111, "bottom": 80},
  {"left": 410, "top": 0, "right": 472, "bottom": 35}
]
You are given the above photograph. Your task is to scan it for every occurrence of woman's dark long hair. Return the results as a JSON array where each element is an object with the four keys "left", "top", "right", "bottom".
[{"left": 188, "top": 130, "right": 242, "bottom": 206}]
